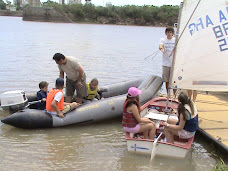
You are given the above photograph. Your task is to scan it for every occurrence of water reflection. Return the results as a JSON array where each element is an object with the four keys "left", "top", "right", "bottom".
[{"left": 118, "top": 150, "right": 195, "bottom": 171}]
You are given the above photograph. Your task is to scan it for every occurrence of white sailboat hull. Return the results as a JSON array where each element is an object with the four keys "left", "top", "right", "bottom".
[
  {"left": 126, "top": 135, "right": 192, "bottom": 159},
  {"left": 125, "top": 97, "right": 194, "bottom": 159}
]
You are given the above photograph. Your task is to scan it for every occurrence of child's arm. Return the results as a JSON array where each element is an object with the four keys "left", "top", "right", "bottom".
[
  {"left": 37, "top": 92, "right": 46, "bottom": 101},
  {"left": 37, "top": 92, "right": 42, "bottom": 100},
  {"left": 96, "top": 88, "right": 102, "bottom": 100},
  {"left": 159, "top": 38, "right": 165, "bottom": 52},
  {"left": 36, "top": 92, "right": 43, "bottom": 109},
  {"left": 59, "top": 71, "right": 64, "bottom": 79},
  {"left": 159, "top": 44, "right": 165, "bottom": 52},
  {"left": 51, "top": 100, "right": 64, "bottom": 118},
  {"left": 162, "top": 114, "right": 185, "bottom": 131}
]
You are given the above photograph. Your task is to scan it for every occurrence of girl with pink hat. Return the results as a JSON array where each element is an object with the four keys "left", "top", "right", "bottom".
[{"left": 122, "top": 87, "right": 156, "bottom": 139}]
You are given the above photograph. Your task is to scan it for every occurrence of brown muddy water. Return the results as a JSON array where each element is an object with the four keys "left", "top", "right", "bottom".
[{"left": 0, "top": 16, "right": 224, "bottom": 170}]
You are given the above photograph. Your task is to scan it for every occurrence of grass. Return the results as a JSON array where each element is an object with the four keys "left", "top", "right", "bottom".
[{"left": 213, "top": 158, "right": 228, "bottom": 171}]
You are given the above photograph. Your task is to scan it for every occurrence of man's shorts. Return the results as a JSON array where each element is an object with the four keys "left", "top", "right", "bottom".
[
  {"left": 66, "top": 73, "right": 87, "bottom": 98},
  {"left": 162, "top": 66, "right": 171, "bottom": 82},
  {"left": 62, "top": 105, "right": 71, "bottom": 114}
]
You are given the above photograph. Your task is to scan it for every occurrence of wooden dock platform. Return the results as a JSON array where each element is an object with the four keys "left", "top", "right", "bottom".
[{"left": 196, "top": 93, "right": 228, "bottom": 152}]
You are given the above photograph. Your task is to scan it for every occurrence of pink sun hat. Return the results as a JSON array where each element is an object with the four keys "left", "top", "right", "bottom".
[{"left": 128, "top": 87, "right": 142, "bottom": 97}]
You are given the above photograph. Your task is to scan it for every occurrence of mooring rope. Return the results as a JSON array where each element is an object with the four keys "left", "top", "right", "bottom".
[
  {"left": 199, "top": 117, "right": 223, "bottom": 123},
  {"left": 202, "top": 127, "right": 228, "bottom": 130}
]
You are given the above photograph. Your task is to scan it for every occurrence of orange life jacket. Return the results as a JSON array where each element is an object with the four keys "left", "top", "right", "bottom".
[
  {"left": 46, "top": 89, "right": 64, "bottom": 112},
  {"left": 122, "top": 99, "right": 140, "bottom": 128}
]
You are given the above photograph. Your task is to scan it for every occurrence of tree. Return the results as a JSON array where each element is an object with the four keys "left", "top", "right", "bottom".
[
  {"left": 42, "top": 0, "right": 58, "bottom": 6},
  {"left": 0, "top": 0, "right": 6, "bottom": 10}
]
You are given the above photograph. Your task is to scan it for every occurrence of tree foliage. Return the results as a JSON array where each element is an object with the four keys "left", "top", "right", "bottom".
[
  {"left": 0, "top": 0, "right": 6, "bottom": 10},
  {"left": 41, "top": 2, "right": 179, "bottom": 26}
]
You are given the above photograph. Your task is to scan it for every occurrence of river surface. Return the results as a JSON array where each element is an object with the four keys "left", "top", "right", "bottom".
[{"left": 0, "top": 16, "right": 221, "bottom": 170}]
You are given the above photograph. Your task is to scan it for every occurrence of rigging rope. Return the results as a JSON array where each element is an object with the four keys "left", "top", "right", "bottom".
[
  {"left": 144, "top": 50, "right": 160, "bottom": 61},
  {"left": 202, "top": 127, "right": 228, "bottom": 130},
  {"left": 199, "top": 117, "right": 223, "bottom": 123}
]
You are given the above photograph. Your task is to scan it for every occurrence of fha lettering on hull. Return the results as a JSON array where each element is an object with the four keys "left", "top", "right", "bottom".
[{"left": 188, "top": 7, "right": 228, "bottom": 51}]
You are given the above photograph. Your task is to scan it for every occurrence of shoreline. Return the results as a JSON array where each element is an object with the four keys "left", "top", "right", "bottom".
[
  {"left": 2, "top": 5, "right": 179, "bottom": 27},
  {"left": 0, "top": 7, "right": 170, "bottom": 27},
  {"left": 0, "top": 10, "right": 22, "bottom": 17},
  {"left": 0, "top": 14, "right": 167, "bottom": 27}
]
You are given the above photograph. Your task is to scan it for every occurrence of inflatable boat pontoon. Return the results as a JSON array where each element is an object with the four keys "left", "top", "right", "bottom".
[{"left": 1, "top": 75, "right": 163, "bottom": 129}]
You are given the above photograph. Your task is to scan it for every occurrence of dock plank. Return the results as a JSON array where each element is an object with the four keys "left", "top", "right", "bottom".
[{"left": 196, "top": 94, "right": 228, "bottom": 149}]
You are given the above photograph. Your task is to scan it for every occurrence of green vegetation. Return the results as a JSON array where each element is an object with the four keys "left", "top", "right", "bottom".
[
  {"left": 0, "top": 0, "right": 6, "bottom": 10},
  {"left": 42, "top": 2, "right": 179, "bottom": 26},
  {"left": 213, "top": 158, "right": 228, "bottom": 171}
]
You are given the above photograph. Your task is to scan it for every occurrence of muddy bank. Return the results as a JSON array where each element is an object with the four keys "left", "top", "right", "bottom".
[
  {"left": 1, "top": 7, "right": 170, "bottom": 27},
  {"left": 0, "top": 10, "right": 22, "bottom": 17},
  {"left": 21, "top": 6, "right": 171, "bottom": 26},
  {"left": 23, "top": 7, "right": 72, "bottom": 23}
]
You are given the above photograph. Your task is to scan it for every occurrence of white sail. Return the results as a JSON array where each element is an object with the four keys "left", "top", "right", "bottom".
[{"left": 171, "top": 0, "right": 228, "bottom": 91}]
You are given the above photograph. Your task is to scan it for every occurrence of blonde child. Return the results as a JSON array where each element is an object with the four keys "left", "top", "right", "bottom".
[{"left": 85, "top": 78, "right": 102, "bottom": 100}]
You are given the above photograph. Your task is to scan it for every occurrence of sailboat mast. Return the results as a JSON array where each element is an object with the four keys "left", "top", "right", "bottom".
[{"left": 169, "top": 1, "right": 184, "bottom": 93}]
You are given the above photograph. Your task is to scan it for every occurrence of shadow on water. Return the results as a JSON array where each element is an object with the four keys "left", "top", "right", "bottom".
[
  {"left": 194, "top": 132, "right": 228, "bottom": 164},
  {"left": 117, "top": 151, "right": 196, "bottom": 171}
]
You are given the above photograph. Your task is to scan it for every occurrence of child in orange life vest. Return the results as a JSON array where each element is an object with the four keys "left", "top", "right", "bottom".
[
  {"left": 85, "top": 78, "right": 103, "bottom": 100},
  {"left": 122, "top": 87, "right": 156, "bottom": 140},
  {"left": 46, "top": 78, "right": 80, "bottom": 118}
]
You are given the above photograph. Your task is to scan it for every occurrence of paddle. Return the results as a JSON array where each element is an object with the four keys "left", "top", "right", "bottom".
[{"left": 150, "top": 131, "right": 163, "bottom": 161}]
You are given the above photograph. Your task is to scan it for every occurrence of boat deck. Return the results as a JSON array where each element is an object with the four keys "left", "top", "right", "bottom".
[{"left": 195, "top": 93, "right": 228, "bottom": 152}]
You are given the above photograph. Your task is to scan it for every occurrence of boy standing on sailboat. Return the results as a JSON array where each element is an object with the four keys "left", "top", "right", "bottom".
[{"left": 159, "top": 27, "right": 176, "bottom": 95}]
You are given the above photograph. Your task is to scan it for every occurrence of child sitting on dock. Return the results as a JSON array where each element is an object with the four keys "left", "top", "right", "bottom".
[
  {"left": 85, "top": 78, "right": 103, "bottom": 101},
  {"left": 46, "top": 78, "right": 80, "bottom": 118},
  {"left": 162, "top": 92, "right": 199, "bottom": 143},
  {"left": 37, "top": 81, "right": 49, "bottom": 110},
  {"left": 122, "top": 87, "right": 156, "bottom": 140}
]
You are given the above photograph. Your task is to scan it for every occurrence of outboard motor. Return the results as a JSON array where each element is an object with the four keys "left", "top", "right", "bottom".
[{"left": 0, "top": 90, "right": 28, "bottom": 113}]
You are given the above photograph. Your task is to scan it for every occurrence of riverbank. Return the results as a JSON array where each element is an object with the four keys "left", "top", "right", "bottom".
[
  {"left": 16, "top": 4, "right": 179, "bottom": 26},
  {"left": 1, "top": 4, "right": 179, "bottom": 27},
  {"left": 23, "top": 7, "right": 72, "bottom": 23},
  {"left": 0, "top": 10, "right": 22, "bottom": 17}
]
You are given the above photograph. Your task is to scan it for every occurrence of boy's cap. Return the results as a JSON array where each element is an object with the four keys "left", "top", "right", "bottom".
[
  {"left": 56, "top": 78, "right": 64, "bottom": 86},
  {"left": 128, "top": 87, "right": 142, "bottom": 97}
]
